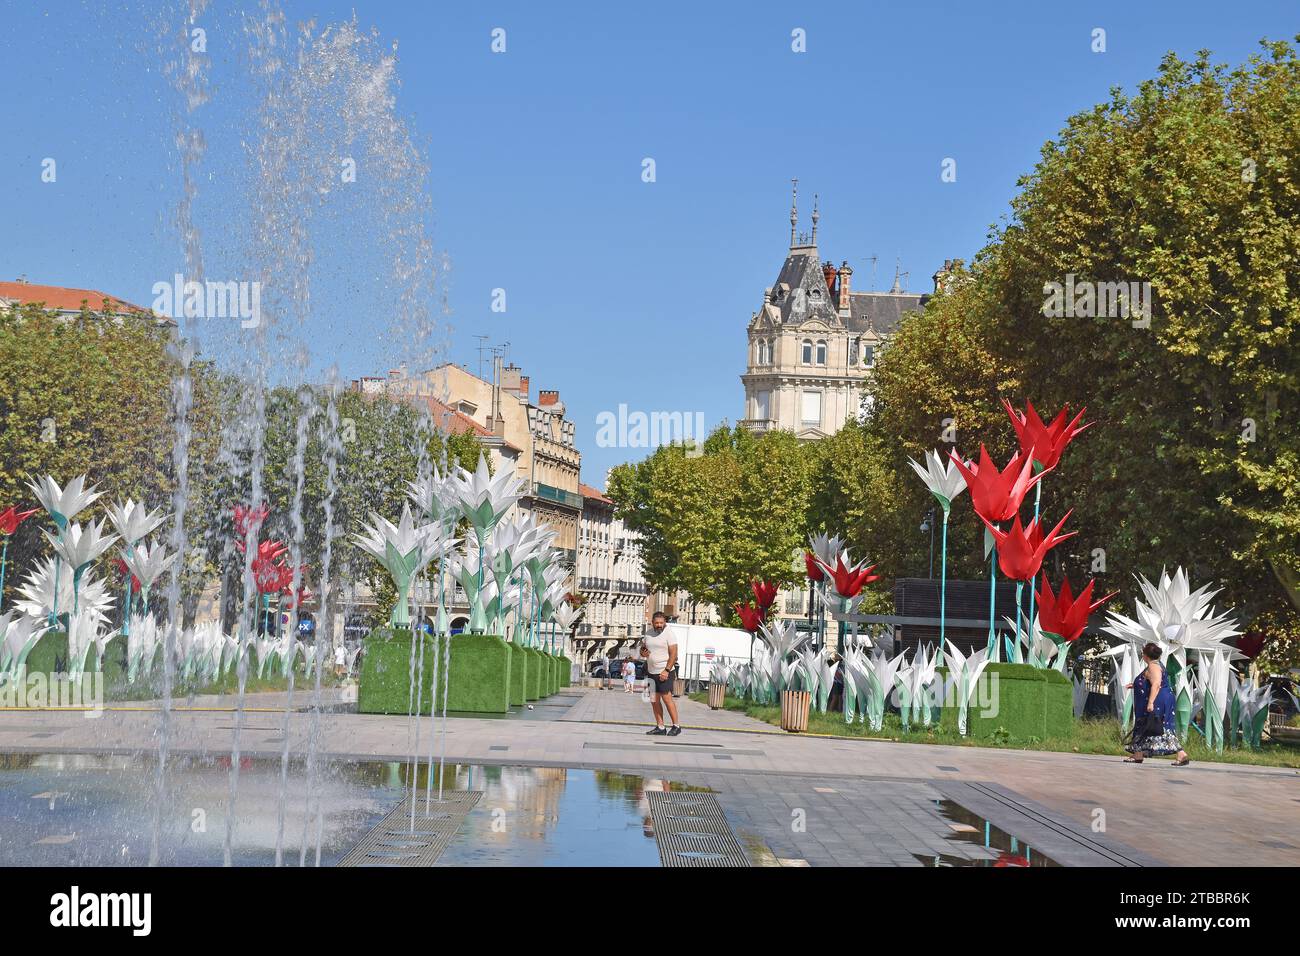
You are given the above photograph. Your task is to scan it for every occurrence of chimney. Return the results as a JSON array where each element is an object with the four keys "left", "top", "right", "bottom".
[
  {"left": 933, "top": 259, "right": 954, "bottom": 294},
  {"left": 538, "top": 390, "right": 559, "bottom": 407},
  {"left": 837, "top": 260, "right": 852, "bottom": 310},
  {"left": 821, "top": 261, "right": 838, "bottom": 298}
]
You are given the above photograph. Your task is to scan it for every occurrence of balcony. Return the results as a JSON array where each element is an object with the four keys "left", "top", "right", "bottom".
[
  {"left": 739, "top": 418, "right": 777, "bottom": 434},
  {"left": 531, "top": 482, "right": 583, "bottom": 510}
]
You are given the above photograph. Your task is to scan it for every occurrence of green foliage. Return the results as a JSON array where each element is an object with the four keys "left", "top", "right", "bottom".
[
  {"left": 863, "top": 40, "right": 1300, "bottom": 665},
  {"left": 607, "top": 425, "right": 814, "bottom": 620},
  {"left": 0, "top": 301, "right": 483, "bottom": 629}
]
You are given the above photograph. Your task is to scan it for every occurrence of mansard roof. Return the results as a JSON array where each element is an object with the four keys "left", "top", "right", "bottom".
[
  {"left": 846, "top": 290, "right": 928, "bottom": 335},
  {"left": 768, "top": 247, "right": 840, "bottom": 326}
]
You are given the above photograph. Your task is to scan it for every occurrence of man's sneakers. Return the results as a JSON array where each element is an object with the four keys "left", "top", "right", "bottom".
[
  {"left": 667, "top": 725, "right": 682, "bottom": 737},
  {"left": 646, "top": 726, "right": 668, "bottom": 735}
]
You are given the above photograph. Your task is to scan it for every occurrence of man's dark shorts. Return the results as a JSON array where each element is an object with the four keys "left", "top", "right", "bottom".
[{"left": 651, "top": 673, "right": 674, "bottom": 696}]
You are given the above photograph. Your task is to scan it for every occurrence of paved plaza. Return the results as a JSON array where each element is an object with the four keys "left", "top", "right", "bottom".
[{"left": 0, "top": 685, "right": 1295, "bottom": 867}]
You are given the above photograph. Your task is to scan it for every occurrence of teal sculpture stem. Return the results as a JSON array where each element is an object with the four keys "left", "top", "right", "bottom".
[
  {"left": 514, "top": 572, "right": 524, "bottom": 643},
  {"left": 1014, "top": 579, "right": 1024, "bottom": 655},
  {"left": 50, "top": 553, "right": 62, "bottom": 629},
  {"left": 1026, "top": 478, "right": 1042, "bottom": 631},
  {"left": 986, "top": 540, "right": 998, "bottom": 660},
  {"left": 939, "top": 511, "right": 949, "bottom": 645}
]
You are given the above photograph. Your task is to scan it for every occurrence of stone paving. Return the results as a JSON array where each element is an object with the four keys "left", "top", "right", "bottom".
[{"left": 0, "top": 684, "right": 1296, "bottom": 866}]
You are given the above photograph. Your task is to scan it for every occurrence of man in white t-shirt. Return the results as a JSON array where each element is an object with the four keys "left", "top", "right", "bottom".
[{"left": 640, "top": 611, "right": 681, "bottom": 736}]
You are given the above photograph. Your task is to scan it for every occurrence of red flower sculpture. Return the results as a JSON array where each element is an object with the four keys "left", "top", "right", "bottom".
[
  {"left": 751, "top": 579, "right": 777, "bottom": 612},
  {"left": 253, "top": 558, "right": 297, "bottom": 595},
  {"left": 949, "top": 446, "right": 1047, "bottom": 524},
  {"left": 821, "top": 554, "right": 879, "bottom": 600},
  {"left": 803, "top": 552, "right": 824, "bottom": 582},
  {"left": 980, "top": 512, "right": 1076, "bottom": 582},
  {"left": 281, "top": 580, "right": 313, "bottom": 609},
  {"left": 1035, "top": 574, "right": 1115, "bottom": 643},
  {"left": 0, "top": 506, "right": 38, "bottom": 535},
  {"left": 1002, "top": 399, "right": 1093, "bottom": 472},
  {"left": 113, "top": 556, "right": 142, "bottom": 595},
  {"left": 734, "top": 602, "right": 765, "bottom": 633},
  {"left": 242, "top": 538, "right": 288, "bottom": 562},
  {"left": 234, "top": 503, "right": 270, "bottom": 539}
]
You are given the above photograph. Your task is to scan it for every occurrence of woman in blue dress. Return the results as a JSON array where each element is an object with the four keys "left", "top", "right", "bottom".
[{"left": 1124, "top": 642, "right": 1190, "bottom": 765}]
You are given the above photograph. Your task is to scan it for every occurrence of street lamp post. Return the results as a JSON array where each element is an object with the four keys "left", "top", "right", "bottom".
[{"left": 921, "top": 508, "right": 935, "bottom": 579}]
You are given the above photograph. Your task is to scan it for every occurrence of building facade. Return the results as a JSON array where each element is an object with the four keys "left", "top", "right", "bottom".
[
  {"left": 740, "top": 191, "right": 930, "bottom": 439},
  {"left": 355, "top": 359, "right": 582, "bottom": 586},
  {"left": 575, "top": 484, "right": 651, "bottom": 658}
]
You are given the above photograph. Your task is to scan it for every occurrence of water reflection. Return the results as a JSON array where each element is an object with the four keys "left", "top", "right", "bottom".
[
  {"left": 913, "top": 799, "right": 1059, "bottom": 867},
  {"left": 0, "top": 753, "right": 666, "bottom": 866}
]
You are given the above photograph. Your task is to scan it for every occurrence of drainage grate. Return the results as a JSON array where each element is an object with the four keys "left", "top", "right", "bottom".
[
  {"left": 647, "top": 792, "right": 750, "bottom": 868},
  {"left": 338, "top": 791, "right": 481, "bottom": 867}
]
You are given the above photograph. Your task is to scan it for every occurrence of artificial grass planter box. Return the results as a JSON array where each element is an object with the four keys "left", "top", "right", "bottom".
[
  {"left": 357, "top": 629, "right": 512, "bottom": 715},
  {"left": 508, "top": 643, "right": 528, "bottom": 706},
  {"left": 937, "top": 662, "right": 1072, "bottom": 741},
  {"left": 543, "top": 653, "right": 559, "bottom": 696},
  {"left": 523, "top": 647, "right": 545, "bottom": 700},
  {"left": 559, "top": 654, "right": 572, "bottom": 687}
]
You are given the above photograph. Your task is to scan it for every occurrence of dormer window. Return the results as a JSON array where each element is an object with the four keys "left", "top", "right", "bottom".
[
  {"left": 815, "top": 340, "right": 827, "bottom": 365},
  {"left": 801, "top": 339, "right": 813, "bottom": 364}
]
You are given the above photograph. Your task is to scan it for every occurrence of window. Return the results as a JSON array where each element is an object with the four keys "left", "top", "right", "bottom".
[
  {"left": 801, "top": 339, "right": 813, "bottom": 364},
  {"left": 801, "top": 390, "right": 822, "bottom": 426},
  {"left": 815, "top": 340, "right": 827, "bottom": 365},
  {"left": 863, "top": 345, "right": 875, "bottom": 367},
  {"left": 849, "top": 337, "right": 859, "bottom": 365},
  {"left": 755, "top": 390, "right": 770, "bottom": 420}
]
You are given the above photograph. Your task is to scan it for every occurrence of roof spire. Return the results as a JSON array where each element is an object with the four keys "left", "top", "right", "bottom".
[
  {"left": 811, "top": 194, "right": 819, "bottom": 245},
  {"left": 789, "top": 178, "right": 799, "bottom": 248}
]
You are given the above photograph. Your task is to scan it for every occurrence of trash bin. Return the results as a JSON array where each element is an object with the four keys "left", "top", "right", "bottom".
[
  {"left": 780, "top": 689, "right": 812, "bottom": 733},
  {"left": 707, "top": 681, "right": 726, "bottom": 710}
]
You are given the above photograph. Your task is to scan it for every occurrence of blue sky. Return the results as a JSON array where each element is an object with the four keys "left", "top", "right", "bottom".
[{"left": 1, "top": 0, "right": 1295, "bottom": 486}]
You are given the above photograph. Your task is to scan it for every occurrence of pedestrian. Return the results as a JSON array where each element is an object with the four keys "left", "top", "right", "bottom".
[
  {"left": 334, "top": 642, "right": 347, "bottom": 678},
  {"left": 622, "top": 657, "right": 636, "bottom": 693},
  {"left": 641, "top": 611, "right": 682, "bottom": 736},
  {"left": 1123, "top": 642, "right": 1190, "bottom": 766}
]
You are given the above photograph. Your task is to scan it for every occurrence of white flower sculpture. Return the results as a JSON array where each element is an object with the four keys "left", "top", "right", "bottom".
[
  {"left": 1234, "top": 679, "right": 1273, "bottom": 750},
  {"left": 452, "top": 455, "right": 525, "bottom": 536},
  {"left": 66, "top": 606, "right": 109, "bottom": 678},
  {"left": 815, "top": 651, "right": 839, "bottom": 714},
  {"left": 860, "top": 648, "right": 907, "bottom": 731},
  {"left": 125, "top": 613, "right": 163, "bottom": 683},
  {"left": 27, "top": 474, "right": 102, "bottom": 530},
  {"left": 15, "top": 558, "right": 114, "bottom": 630},
  {"left": 1102, "top": 568, "right": 1244, "bottom": 668},
  {"left": 896, "top": 643, "right": 939, "bottom": 729},
  {"left": 0, "top": 611, "right": 47, "bottom": 681},
  {"left": 1199, "top": 650, "right": 1231, "bottom": 751},
  {"left": 943, "top": 640, "right": 991, "bottom": 736},
  {"left": 906, "top": 449, "right": 968, "bottom": 514},
  {"left": 796, "top": 648, "right": 822, "bottom": 702},
  {"left": 120, "top": 539, "right": 178, "bottom": 613},
  {"left": 755, "top": 619, "right": 810, "bottom": 694},
  {"left": 1109, "top": 644, "right": 1141, "bottom": 731},
  {"left": 1072, "top": 675, "right": 1089, "bottom": 719},
  {"left": 353, "top": 503, "right": 439, "bottom": 628},
  {"left": 807, "top": 532, "right": 844, "bottom": 570},
  {"left": 1103, "top": 567, "right": 1242, "bottom": 730},
  {"left": 105, "top": 498, "right": 167, "bottom": 546},
  {"left": 45, "top": 519, "right": 119, "bottom": 613}
]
